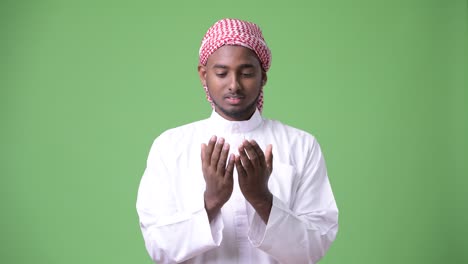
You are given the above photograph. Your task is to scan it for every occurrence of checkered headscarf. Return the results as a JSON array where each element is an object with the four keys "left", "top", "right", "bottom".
[{"left": 199, "top": 18, "right": 271, "bottom": 112}]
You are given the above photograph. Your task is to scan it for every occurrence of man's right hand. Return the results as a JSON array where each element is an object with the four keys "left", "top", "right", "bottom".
[{"left": 201, "top": 135, "right": 234, "bottom": 222}]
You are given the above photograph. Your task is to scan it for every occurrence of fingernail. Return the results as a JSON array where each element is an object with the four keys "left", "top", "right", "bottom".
[
  {"left": 218, "top": 137, "right": 225, "bottom": 144},
  {"left": 223, "top": 143, "right": 229, "bottom": 150},
  {"left": 210, "top": 135, "right": 216, "bottom": 142}
]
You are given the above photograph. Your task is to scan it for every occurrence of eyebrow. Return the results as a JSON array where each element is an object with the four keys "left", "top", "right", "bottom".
[{"left": 212, "top": 63, "right": 255, "bottom": 70}]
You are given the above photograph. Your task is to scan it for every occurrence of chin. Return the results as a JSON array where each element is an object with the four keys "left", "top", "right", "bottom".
[
  {"left": 212, "top": 96, "right": 259, "bottom": 121},
  {"left": 217, "top": 105, "right": 256, "bottom": 120}
]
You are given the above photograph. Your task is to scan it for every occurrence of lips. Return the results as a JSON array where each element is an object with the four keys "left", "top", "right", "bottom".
[{"left": 224, "top": 94, "right": 245, "bottom": 105}]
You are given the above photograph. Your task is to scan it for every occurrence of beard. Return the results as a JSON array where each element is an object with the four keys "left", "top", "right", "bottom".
[{"left": 211, "top": 93, "right": 260, "bottom": 120}]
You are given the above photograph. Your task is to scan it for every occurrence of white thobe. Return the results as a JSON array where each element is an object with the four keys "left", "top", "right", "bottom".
[{"left": 136, "top": 109, "right": 338, "bottom": 264}]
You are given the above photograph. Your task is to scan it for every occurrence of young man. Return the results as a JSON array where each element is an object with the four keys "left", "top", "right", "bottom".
[{"left": 136, "top": 18, "right": 338, "bottom": 264}]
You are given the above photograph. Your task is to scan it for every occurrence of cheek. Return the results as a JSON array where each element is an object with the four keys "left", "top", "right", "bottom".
[
  {"left": 205, "top": 78, "right": 224, "bottom": 98},
  {"left": 206, "top": 74, "right": 223, "bottom": 88},
  {"left": 243, "top": 79, "right": 262, "bottom": 91}
]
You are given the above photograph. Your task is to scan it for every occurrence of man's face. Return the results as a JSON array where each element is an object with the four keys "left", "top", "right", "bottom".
[{"left": 198, "top": 45, "right": 267, "bottom": 121}]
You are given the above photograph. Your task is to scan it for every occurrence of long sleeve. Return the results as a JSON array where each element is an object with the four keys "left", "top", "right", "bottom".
[
  {"left": 136, "top": 112, "right": 338, "bottom": 264},
  {"left": 248, "top": 137, "right": 339, "bottom": 264},
  {"left": 136, "top": 137, "right": 223, "bottom": 264}
]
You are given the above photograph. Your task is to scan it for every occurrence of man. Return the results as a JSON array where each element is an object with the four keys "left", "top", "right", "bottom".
[{"left": 136, "top": 18, "right": 338, "bottom": 264}]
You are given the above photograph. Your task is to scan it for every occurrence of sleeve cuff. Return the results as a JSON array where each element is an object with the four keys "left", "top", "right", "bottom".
[
  {"left": 248, "top": 195, "right": 290, "bottom": 248},
  {"left": 185, "top": 207, "right": 224, "bottom": 248},
  {"left": 208, "top": 210, "right": 224, "bottom": 246}
]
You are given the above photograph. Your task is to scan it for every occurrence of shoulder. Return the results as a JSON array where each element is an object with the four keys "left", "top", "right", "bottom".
[
  {"left": 145, "top": 118, "right": 209, "bottom": 164},
  {"left": 261, "top": 117, "right": 324, "bottom": 163},
  {"left": 151, "top": 118, "right": 209, "bottom": 149},
  {"left": 263, "top": 117, "right": 317, "bottom": 144}
]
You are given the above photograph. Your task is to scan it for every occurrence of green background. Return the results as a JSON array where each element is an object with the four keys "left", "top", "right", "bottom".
[{"left": 1, "top": 0, "right": 466, "bottom": 263}]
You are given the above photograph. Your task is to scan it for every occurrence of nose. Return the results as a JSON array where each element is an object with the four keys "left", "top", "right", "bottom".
[{"left": 228, "top": 74, "right": 241, "bottom": 92}]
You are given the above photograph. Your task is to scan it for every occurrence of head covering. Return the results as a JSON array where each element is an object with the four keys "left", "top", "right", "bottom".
[{"left": 199, "top": 18, "right": 271, "bottom": 112}]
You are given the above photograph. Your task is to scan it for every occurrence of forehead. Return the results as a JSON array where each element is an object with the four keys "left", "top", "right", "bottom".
[{"left": 206, "top": 45, "right": 261, "bottom": 68}]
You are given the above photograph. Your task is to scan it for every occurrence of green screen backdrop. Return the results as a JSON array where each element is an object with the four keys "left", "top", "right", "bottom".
[{"left": 1, "top": 1, "right": 467, "bottom": 263}]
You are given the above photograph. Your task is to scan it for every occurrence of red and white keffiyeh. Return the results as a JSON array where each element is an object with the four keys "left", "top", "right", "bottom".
[{"left": 199, "top": 18, "right": 271, "bottom": 112}]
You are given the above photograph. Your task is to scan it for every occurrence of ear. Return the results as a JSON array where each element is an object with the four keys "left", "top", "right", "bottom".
[
  {"left": 198, "top": 64, "right": 207, "bottom": 87},
  {"left": 261, "top": 71, "right": 268, "bottom": 87}
]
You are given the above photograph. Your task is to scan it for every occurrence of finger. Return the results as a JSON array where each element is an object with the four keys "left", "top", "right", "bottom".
[
  {"left": 216, "top": 142, "right": 230, "bottom": 174},
  {"left": 238, "top": 143, "right": 253, "bottom": 172},
  {"left": 205, "top": 135, "right": 217, "bottom": 166},
  {"left": 224, "top": 154, "right": 235, "bottom": 183},
  {"left": 201, "top": 144, "right": 207, "bottom": 169},
  {"left": 249, "top": 140, "right": 266, "bottom": 168},
  {"left": 210, "top": 137, "right": 225, "bottom": 168},
  {"left": 265, "top": 144, "right": 273, "bottom": 174},
  {"left": 242, "top": 140, "right": 259, "bottom": 167},
  {"left": 235, "top": 155, "right": 247, "bottom": 178}
]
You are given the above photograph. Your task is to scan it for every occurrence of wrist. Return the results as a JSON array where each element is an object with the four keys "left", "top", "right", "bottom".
[
  {"left": 247, "top": 192, "right": 273, "bottom": 224},
  {"left": 204, "top": 192, "right": 225, "bottom": 222},
  {"left": 248, "top": 192, "right": 273, "bottom": 211}
]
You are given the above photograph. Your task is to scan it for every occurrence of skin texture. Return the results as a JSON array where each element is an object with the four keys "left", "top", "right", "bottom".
[
  {"left": 198, "top": 45, "right": 273, "bottom": 224},
  {"left": 236, "top": 139, "right": 273, "bottom": 223},
  {"left": 201, "top": 136, "right": 235, "bottom": 221},
  {"left": 198, "top": 45, "right": 267, "bottom": 121}
]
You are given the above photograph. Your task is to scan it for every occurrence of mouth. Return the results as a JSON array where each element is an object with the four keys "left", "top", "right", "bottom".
[{"left": 224, "top": 95, "right": 245, "bottom": 105}]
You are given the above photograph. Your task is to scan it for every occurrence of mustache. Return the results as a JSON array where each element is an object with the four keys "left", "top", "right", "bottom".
[{"left": 224, "top": 93, "right": 245, "bottom": 98}]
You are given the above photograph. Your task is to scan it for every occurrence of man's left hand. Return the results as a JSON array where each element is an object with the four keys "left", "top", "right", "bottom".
[{"left": 235, "top": 140, "right": 273, "bottom": 223}]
